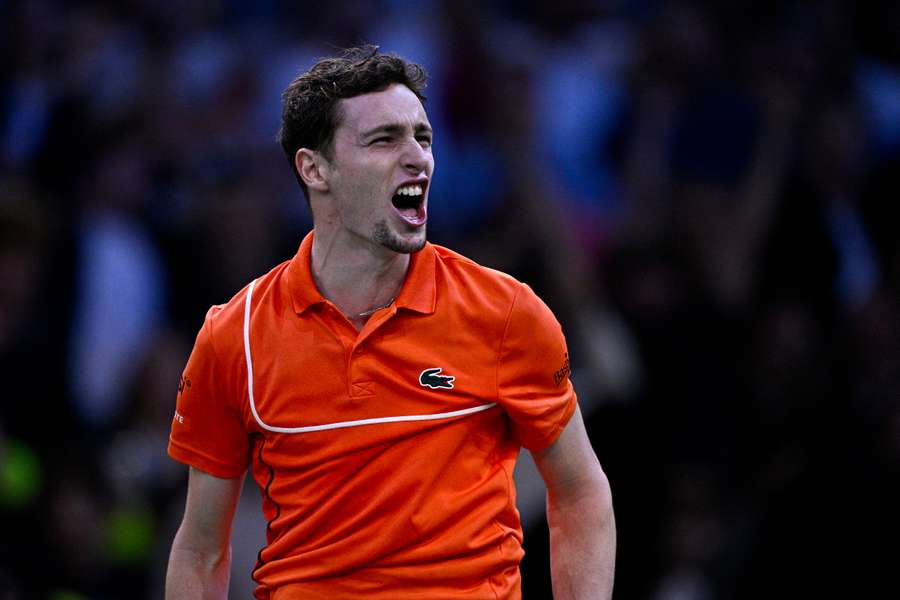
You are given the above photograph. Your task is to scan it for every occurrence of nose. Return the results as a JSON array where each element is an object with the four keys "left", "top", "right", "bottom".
[{"left": 401, "top": 138, "right": 431, "bottom": 174}]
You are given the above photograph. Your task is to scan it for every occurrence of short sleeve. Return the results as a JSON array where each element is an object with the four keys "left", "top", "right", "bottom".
[
  {"left": 168, "top": 307, "right": 250, "bottom": 478},
  {"left": 496, "top": 283, "right": 577, "bottom": 451}
]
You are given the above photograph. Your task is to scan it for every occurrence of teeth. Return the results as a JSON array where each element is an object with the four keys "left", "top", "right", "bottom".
[{"left": 396, "top": 185, "right": 423, "bottom": 196}]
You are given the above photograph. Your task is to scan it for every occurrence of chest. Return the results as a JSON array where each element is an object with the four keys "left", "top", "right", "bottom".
[{"left": 245, "top": 308, "right": 501, "bottom": 444}]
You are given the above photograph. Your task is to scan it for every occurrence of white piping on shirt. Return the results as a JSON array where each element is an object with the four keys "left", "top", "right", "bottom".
[{"left": 243, "top": 278, "right": 497, "bottom": 434}]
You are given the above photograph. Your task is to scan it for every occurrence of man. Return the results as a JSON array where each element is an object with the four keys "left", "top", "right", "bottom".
[{"left": 166, "top": 46, "right": 615, "bottom": 599}]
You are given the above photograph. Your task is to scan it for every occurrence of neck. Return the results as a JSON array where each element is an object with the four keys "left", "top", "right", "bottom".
[{"left": 310, "top": 228, "right": 410, "bottom": 324}]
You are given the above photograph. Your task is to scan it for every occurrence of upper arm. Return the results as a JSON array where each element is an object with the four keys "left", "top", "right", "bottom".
[
  {"left": 497, "top": 283, "right": 577, "bottom": 450},
  {"left": 169, "top": 308, "right": 252, "bottom": 478},
  {"left": 531, "top": 405, "right": 608, "bottom": 498},
  {"left": 174, "top": 466, "right": 246, "bottom": 553},
  {"left": 531, "top": 407, "right": 616, "bottom": 599}
]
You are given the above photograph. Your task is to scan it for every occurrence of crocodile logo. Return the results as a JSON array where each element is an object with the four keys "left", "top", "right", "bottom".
[{"left": 419, "top": 367, "right": 455, "bottom": 390}]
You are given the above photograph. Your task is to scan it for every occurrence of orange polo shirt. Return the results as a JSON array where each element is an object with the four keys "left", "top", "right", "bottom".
[{"left": 168, "top": 231, "right": 577, "bottom": 599}]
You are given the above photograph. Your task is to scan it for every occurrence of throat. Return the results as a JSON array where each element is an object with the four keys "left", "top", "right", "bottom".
[{"left": 310, "top": 238, "right": 409, "bottom": 325}]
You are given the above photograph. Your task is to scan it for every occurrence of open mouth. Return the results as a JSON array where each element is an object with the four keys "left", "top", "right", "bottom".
[{"left": 391, "top": 182, "right": 427, "bottom": 226}]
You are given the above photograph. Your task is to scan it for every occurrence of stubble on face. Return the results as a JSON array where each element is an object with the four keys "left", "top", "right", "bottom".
[
  {"left": 322, "top": 84, "right": 433, "bottom": 256},
  {"left": 373, "top": 219, "right": 426, "bottom": 254}
]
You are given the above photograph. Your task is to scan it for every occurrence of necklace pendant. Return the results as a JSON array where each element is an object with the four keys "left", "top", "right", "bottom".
[{"left": 356, "top": 297, "right": 395, "bottom": 318}]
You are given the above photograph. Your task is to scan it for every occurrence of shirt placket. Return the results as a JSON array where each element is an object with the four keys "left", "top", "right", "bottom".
[{"left": 342, "top": 306, "right": 398, "bottom": 400}]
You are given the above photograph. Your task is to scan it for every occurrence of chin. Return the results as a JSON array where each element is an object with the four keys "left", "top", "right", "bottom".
[
  {"left": 374, "top": 222, "right": 427, "bottom": 254},
  {"left": 385, "top": 235, "right": 426, "bottom": 254}
]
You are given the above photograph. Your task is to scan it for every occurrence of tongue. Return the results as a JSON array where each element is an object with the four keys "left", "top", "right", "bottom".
[{"left": 394, "top": 202, "right": 426, "bottom": 225}]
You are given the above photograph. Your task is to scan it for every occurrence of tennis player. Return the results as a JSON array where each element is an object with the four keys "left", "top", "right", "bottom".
[{"left": 165, "top": 46, "right": 615, "bottom": 600}]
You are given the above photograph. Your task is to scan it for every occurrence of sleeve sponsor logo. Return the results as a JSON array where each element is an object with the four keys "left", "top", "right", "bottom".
[
  {"left": 553, "top": 353, "right": 570, "bottom": 387},
  {"left": 177, "top": 375, "right": 192, "bottom": 395}
]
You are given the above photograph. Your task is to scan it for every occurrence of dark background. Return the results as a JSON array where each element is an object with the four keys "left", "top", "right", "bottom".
[{"left": 1, "top": 0, "right": 899, "bottom": 598}]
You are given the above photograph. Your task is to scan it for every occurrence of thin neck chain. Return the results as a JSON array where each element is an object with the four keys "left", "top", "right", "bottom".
[{"left": 356, "top": 297, "right": 395, "bottom": 318}]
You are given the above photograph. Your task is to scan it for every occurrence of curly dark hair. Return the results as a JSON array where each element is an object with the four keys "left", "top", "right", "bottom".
[{"left": 277, "top": 45, "right": 428, "bottom": 199}]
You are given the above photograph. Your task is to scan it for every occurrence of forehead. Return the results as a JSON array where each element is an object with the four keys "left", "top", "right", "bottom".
[{"left": 336, "top": 83, "right": 429, "bottom": 136}]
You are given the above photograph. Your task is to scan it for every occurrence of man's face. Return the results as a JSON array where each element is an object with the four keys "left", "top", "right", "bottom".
[{"left": 323, "top": 83, "right": 434, "bottom": 254}]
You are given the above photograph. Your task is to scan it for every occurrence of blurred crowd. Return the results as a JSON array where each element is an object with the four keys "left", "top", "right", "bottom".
[{"left": 1, "top": 0, "right": 899, "bottom": 598}]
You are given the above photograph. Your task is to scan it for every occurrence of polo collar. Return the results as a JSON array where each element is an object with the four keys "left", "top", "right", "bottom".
[
  {"left": 394, "top": 240, "right": 437, "bottom": 314},
  {"left": 286, "top": 230, "right": 436, "bottom": 316}
]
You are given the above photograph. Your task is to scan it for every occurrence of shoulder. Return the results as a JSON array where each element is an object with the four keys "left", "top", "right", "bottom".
[
  {"left": 430, "top": 244, "right": 523, "bottom": 301},
  {"left": 199, "top": 258, "right": 294, "bottom": 347},
  {"left": 431, "top": 244, "right": 553, "bottom": 313},
  {"left": 428, "top": 244, "right": 562, "bottom": 341}
]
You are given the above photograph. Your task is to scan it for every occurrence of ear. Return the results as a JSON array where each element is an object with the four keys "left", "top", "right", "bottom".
[{"left": 295, "top": 148, "right": 330, "bottom": 193}]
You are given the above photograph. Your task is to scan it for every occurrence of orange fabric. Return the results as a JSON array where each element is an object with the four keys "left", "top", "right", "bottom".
[{"left": 168, "top": 231, "right": 577, "bottom": 599}]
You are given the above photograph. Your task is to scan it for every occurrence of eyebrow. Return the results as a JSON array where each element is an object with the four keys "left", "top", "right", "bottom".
[{"left": 361, "top": 122, "right": 433, "bottom": 139}]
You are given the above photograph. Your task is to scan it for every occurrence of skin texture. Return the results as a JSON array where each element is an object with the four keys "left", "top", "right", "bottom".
[
  {"left": 533, "top": 407, "right": 616, "bottom": 599},
  {"left": 296, "top": 83, "right": 434, "bottom": 328},
  {"left": 166, "top": 468, "right": 244, "bottom": 599}
]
